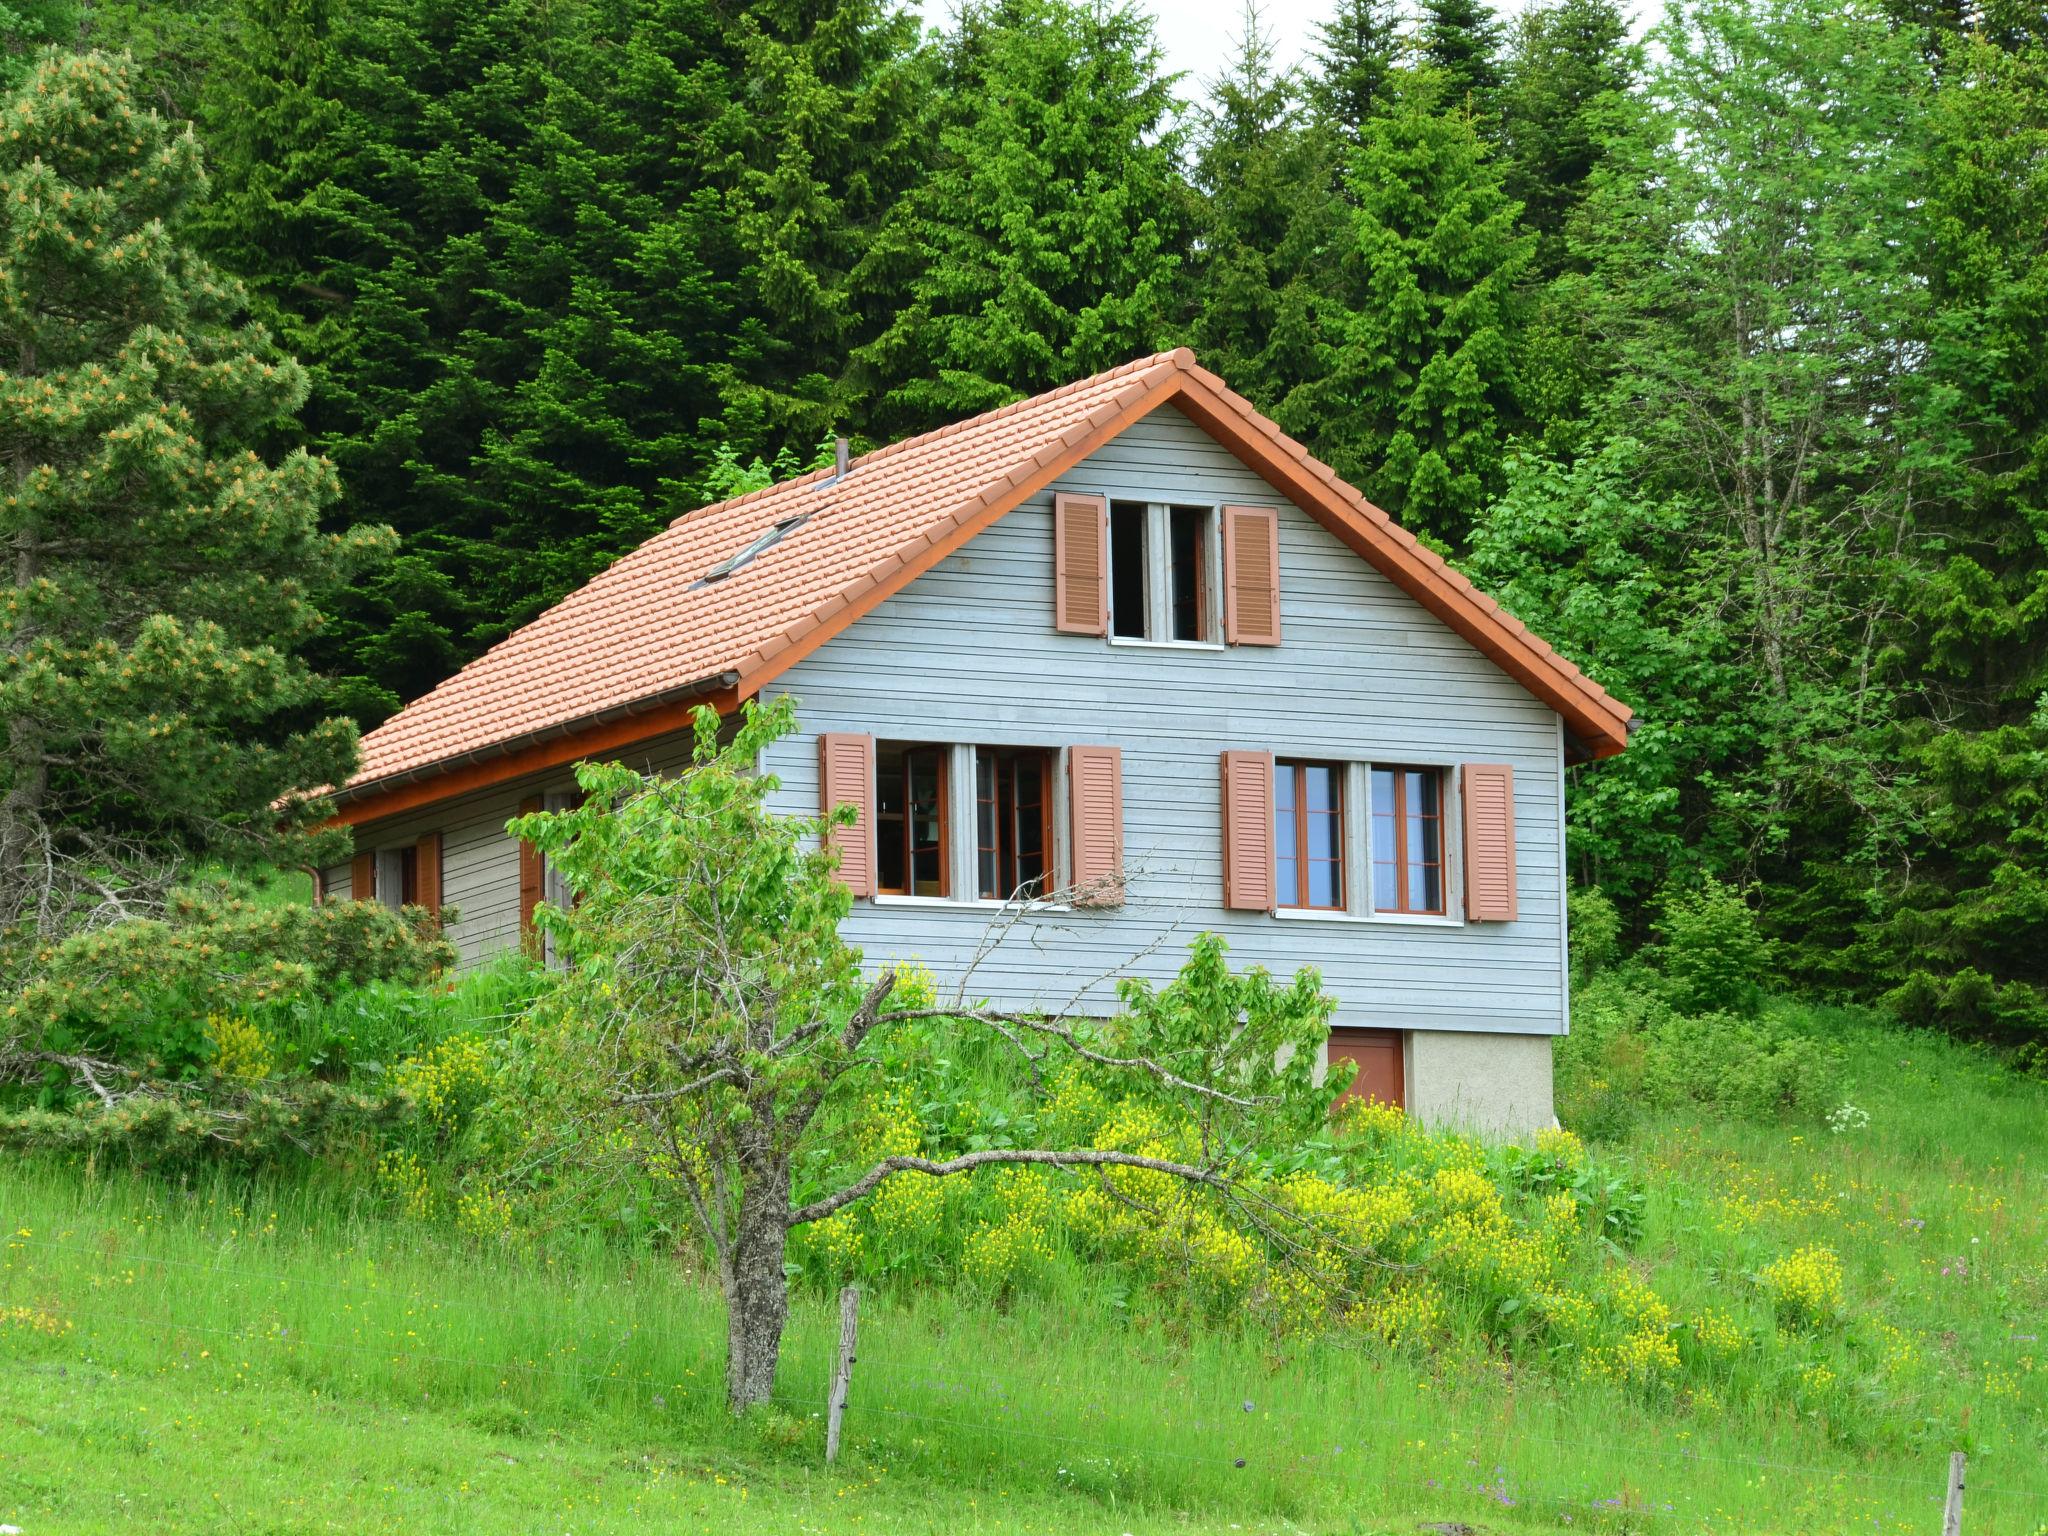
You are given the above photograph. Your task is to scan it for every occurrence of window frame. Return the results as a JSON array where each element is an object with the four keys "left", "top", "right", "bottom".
[
  {"left": 1274, "top": 758, "right": 1346, "bottom": 912},
  {"left": 975, "top": 746, "right": 1055, "bottom": 903},
  {"left": 874, "top": 741, "right": 952, "bottom": 899},
  {"left": 1101, "top": 497, "right": 1223, "bottom": 650},
  {"left": 1371, "top": 764, "right": 1448, "bottom": 917}
]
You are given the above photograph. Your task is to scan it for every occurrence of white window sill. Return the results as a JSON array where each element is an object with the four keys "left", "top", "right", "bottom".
[
  {"left": 1271, "top": 906, "right": 1464, "bottom": 929},
  {"left": 1105, "top": 636, "right": 1225, "bottom": 652},
  {"left": 870, "top": 894, "right": 1074, "bottom": 914}
]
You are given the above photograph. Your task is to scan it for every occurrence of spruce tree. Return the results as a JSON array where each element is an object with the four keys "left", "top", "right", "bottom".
[
  {"left": 1499, "top": 0, "right": 1634, "bottom": 274},
  {"left": 1279, "top": 66, "right": 1533, "bottom": 548},
  {"left": 852, "top": 0, "right": 1190, "bottom": 433},
  {"left": 1188, "top": 6, "right": 1346, "bottom": 413},
  {"left": 1416, "top": 0, "right": 1506, "bottom": 119},
  {"left": 0, "top": 52, "right": 389, "bottom": 934},
  {"left": 1309, "top": 0, "right": 1402, "bottom": 140}
]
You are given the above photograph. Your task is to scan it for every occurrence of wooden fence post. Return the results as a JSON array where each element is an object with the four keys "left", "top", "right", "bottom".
[
  {"left": 1942, "top": 1451, "right": 1966, "bottom": 1536},
  {"left": 825, "top": 1285, "right": 860, "bottom": 1465}
]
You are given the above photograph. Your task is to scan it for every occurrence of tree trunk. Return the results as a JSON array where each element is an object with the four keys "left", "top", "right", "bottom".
[{"left": 723, "top": 1158, "right": 792, "bottom": 1413}]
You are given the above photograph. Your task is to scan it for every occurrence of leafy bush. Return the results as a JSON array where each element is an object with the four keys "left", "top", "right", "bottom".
[
  {"left": 1654, "top": 876, "right": 1773, "bottom": 1016},
  {"left": 1568, "top": 886, "right": 1623, "bottom": 985}
]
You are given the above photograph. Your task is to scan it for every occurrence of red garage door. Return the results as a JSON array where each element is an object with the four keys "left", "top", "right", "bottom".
[{"left": 1327, "top": 1028, "right": 1405, "bottom": 1109}]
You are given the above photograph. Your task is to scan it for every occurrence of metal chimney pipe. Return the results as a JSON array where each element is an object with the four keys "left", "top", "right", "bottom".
[{"left": 834, "top": 436, "right": 849, "bottom": 480}]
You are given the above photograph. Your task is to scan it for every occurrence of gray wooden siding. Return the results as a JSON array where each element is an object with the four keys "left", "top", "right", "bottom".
[
  {"left": 338, "top": 404, "right": 1570, "bottom": 1036},
  {"left": 759, "top": 404, "right": 1569, "bottom": 1036}
]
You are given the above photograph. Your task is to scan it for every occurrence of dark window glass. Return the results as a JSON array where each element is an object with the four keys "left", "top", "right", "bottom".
[
  {"left": 1275, "top": 761, "right": 1344, "bottom": 910},
  {"left": 399, "top": 846, "right": 419, "bottom": 907},
  {"left": 877, "top": 742, "right": 948, "bottom": 897},
  {"left": 1110, "top": 501, "right": 1149, "bottom": 639},
  {"left": 976, "top": 747, "right": 1053, "bottom": 900},
  {"left": 1169, "top": 506, "right": 1209, "bottom": 641},
  {"left": 1371, "top": 766, "right": 1445, "bottom": 915}
]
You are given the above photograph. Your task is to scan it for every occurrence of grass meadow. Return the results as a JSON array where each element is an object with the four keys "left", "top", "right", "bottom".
[{"left": 3, "top": 995, "right": 2045, "bottom": 1533}]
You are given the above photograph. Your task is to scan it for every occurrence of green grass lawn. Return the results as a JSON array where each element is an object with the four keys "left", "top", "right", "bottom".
[{"left": 4, "top": 1001, "right": 2046, "bottom": 1534}]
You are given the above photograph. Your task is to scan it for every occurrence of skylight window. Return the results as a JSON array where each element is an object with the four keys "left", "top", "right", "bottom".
[{"left": 696, "top": 513, "right": 807, "bottom": 587}]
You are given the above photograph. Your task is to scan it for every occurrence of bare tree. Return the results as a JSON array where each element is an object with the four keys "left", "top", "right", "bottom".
[{"left": 513, "top": 701, "right": 1335, "bottom": 1412}]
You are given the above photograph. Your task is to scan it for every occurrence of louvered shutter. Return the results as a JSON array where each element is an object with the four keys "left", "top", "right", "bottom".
[
  {"left": 1067, "top": 745, "right": 1124, "bottom": 906},
  {"left": 415, "top": 832, "right": 444, "bottom": 928},
  {"left": 1220, "top": 750, "right": 1276, "bottom": 910},
  {"left": 1053, "top": 493, "right": 1108, "bottom": 636},
  {"left": 1222, "top": 504, "right": 1281, "bottom": 646},
  {"left": 350, "top": 851, "right": 374, "bottom": 904},
  {"left": 518, "top": 795, "right": 544, "bottom": 954},
  {"left": 1461, "top": 763, "right": 1518, "bottom": 921},
  {"left": 817, "top": 733, "right": 876, "bottom": 897}
]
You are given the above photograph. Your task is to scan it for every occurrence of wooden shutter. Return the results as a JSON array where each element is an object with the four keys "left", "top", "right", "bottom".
[
  {"left": 1220, "top": 750, "right": 1276, "bottom": 910},
  {"left": 1461, "top": 763, "right": 1518, "bottom": 921},
  {"left": 1053, "top": 492, "right": 1108, "bottom": 636},
  {"left": 518, "top": 794, "right": 544, "bottom": 954},
  {"left": 817, "top": 733, "right": 876, "bottom": 897},
  {"left": 1067, "top": 745, "right": 1123, "bottom": 905},
  {"left": 1328, "top": 1027, "right": 1405, "bottom": 1109},
  {"left": 414, "top": 832, "right": 444, "bottom": 928},
  {"left": 1222, "top": 504, "right": 1281, "bottom": 646},
  {"left": 350, "top": 851, "right": 374, "bottom": 904}
]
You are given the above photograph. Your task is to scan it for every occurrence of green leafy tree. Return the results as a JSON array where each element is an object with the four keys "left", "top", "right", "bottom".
[
  {"left": 1280, "top": 66, "right": 1533, "bottom": 547},
  {"left": 1416, "top": 0, "right": 1506, "bottom": 118},
  {"left": 853, "top": 0, "right": 1190, "bottom": 433},
  {"left": 1309, "top": 0, "right": 1402, "bottom": 139},
  {"left": 0, "top": 51, "right": 388, "bottom": 935},
  {"left": 1187, "top": 6, "right": 1346, "bottom": 413},
  {"left": 512, "top": 699, "right": 1334, "bottom": 1411}
]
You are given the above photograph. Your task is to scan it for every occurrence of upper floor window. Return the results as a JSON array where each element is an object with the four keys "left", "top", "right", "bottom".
[
  {"left": 1275, "top": 760, "right": 1345, "bottom": 910},
  {"left": 1372, "top": 766, "right": 1445, "bottom": 915},
  {"left": 976, "top": 747, "right": 1052, "bottom": 900},
  {"left": 1108, "top": 501, "right": 1216, "bottom": 644},
  {"left": 876, "top": 742, "right": 948, "bottom": 897}
]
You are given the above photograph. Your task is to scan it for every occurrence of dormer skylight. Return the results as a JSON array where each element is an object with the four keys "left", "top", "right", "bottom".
[{"left": 695, "top": 513, "right": 808, "bottom": 587}]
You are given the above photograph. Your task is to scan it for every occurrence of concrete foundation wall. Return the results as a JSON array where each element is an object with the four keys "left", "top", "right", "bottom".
[{"left": 1404, "top": 1030, "right": 1555, "bottom": 1140}]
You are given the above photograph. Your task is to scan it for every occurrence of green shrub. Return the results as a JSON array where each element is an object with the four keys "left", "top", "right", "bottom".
[
  {"left": 1568, "top": 886, "right": 1623, "bottom": 985},
  {"left": 1654, "top": 876, "right": 1773, "bottom": 1016}
]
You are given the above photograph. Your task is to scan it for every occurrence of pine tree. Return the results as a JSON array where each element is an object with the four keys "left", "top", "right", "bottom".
[
  {"left": 852, "top": 0, "right": 1191, "bottom": 433},
  {"left": 1278, "top": 66, "right": 1533, "bottom": 548},
  {"left": 1309, "top": 0, "right": 1401, "bottom": 140},
  {"left": 1188, "top": 6, "right": 1346, "bottom": 413},
  {"left": 0, "top": 52, "right": 390, "bottom": 934},
  {"left": 1416, "top": 0, "right": 1506, "bottom": 119},
  {"left": 1499, "top": 0, "right": 1634, "bottom": 274}
]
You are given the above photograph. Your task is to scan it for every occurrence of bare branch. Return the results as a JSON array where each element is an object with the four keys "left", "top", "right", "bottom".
[{"left": 789, "top": 1146, "right": 1232, "bottom": 1228}]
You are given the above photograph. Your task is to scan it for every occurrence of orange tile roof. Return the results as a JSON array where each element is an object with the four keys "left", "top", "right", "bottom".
[{"left": 337, "top": 349, "right": 1631, "bottom": 817}]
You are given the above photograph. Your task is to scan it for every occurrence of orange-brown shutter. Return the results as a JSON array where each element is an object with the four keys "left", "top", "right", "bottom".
[
  {"left": 414, "top": 832, "right": 443, "bottom": 927},
  {"left": 1067, "top": 745, "right": 1123, "bottom": 905},
  {"left": 350, "top": 851, "right": 374, "bottom": 904},
  {"left": 1222, "top": 504, "right": 1281, "bottom": 646},
  {"left": 817, "top": 733, "right": 876, "bottom": 897},
  {"left": 1053, "top": 493, "right": 1108, "bottom": 636},
  {"left": 1461, "top": 763, "right": 1518, "bottom": 921},
  {"left": 1220, "top": 750, "right": 1276, "bottom": 910},
  {"left": 518, "top": 795, "right": 544, "bottom": 954}
]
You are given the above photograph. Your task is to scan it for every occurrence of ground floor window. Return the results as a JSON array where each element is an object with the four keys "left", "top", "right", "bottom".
[
  {"left": 876, "top": 742, "right": 949, "bottom": 897},
  {"left": 976, "top": 747, "right": 1052, "bottom": 900},
  {"left": 1327, "top": 1027, "right": 1405, "bottom": 1109},
  {"left": 1371, "top": 766, "right": 1445, "bottom": 915}
]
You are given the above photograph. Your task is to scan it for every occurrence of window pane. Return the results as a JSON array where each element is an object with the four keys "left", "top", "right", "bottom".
[
  {"left": 1415, "top": 803, "right": 1442, "bottom": 867},
  {"left": 908, "top": 748, "right": 946, "bottom": 897},
  {"left": 1305, "top": 764, "right": 1340, "bottom": 814},
  {"left": 1418, "top": 860, "right": 1443, "bottom": 912},
  {"left": 1373, "top": 860, "right": 1397, "bottom": 910},
  {"left": 1371, "top": 768, "right": 1395, "bottom": 817},
  {"left": 1308, "top": 859, "right": 1341, "bottom": 908},
  {"left": 1410, "top": 769, "right": 1439, "bottom": 817},
  {"left": 1014, "top": 754, "right": 1046, "bottom": 894},
  {"left": 1110, "top": 502, "right": 1148, "bottom": 639},
  {"left": 1169, "top": 506, "right": 1207, "bottom": 641}
]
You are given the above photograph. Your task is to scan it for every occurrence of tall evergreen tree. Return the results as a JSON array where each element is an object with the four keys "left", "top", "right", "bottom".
[
  {"left": 1416, "top": 0, "right": 1506, "bottom": 118},
  {"left": 1279, "top": 66, "right": 1533, "bottom": 548},
  {"left": 200, "top": 0, "right": 931, "bottom": 719},
  {"left": 1309, "top": 0, "right": 1402, "bottom": 139},
  {"left": 852, "top": 0, "right": 1190, "bottom": 433},
  {"left": 1188, "top": 6, "right": 1346, "bottom": 413},
  {"left": 0, "top": 52, "right": 388, "bottom": 933},
  {"left": 1499, "top": 0, "right": 1635, "bottom": 273}
]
